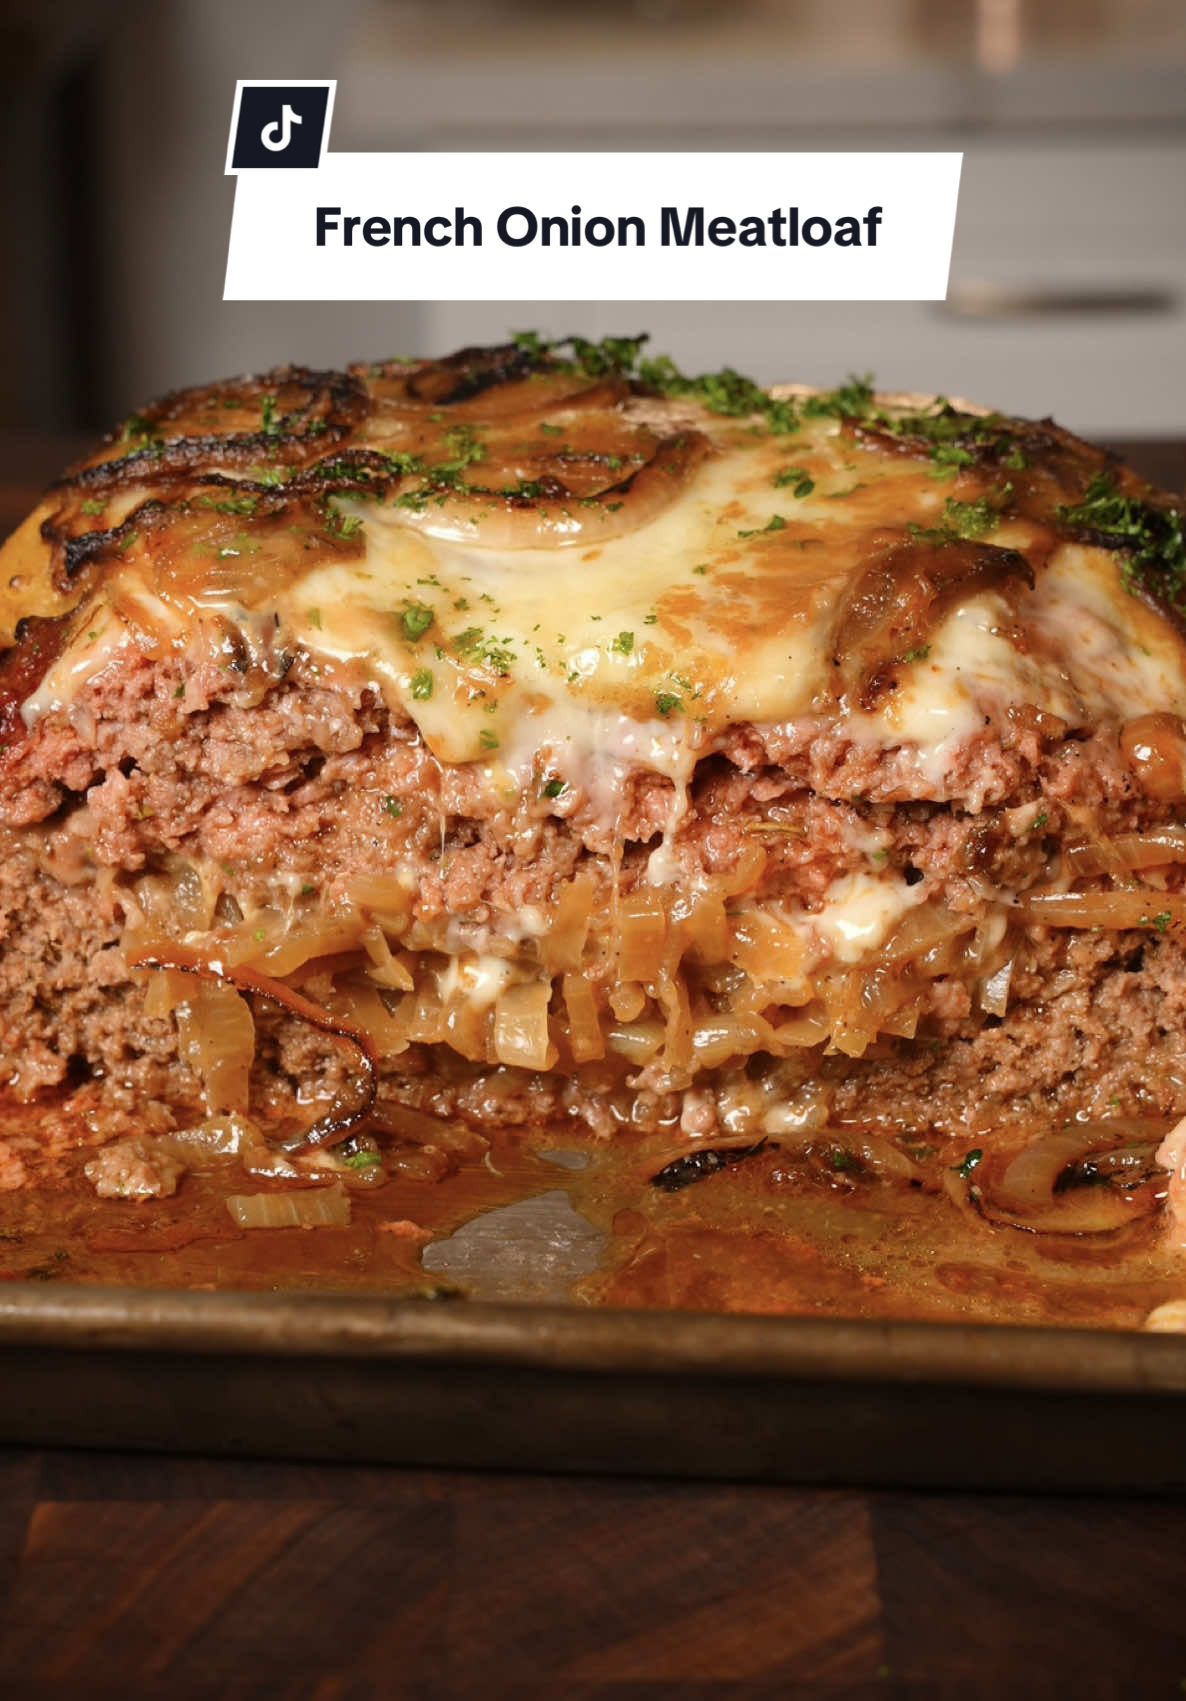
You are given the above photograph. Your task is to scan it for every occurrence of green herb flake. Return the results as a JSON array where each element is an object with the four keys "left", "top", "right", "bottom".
[
  {"left": 512, "top": 333, "right": 801, "bottom": 434},
  {"left": 610, "top": 631, "right": 634, "bottom": 656},
  {"left": 1057, "top": 473, "right": 1186, "bottom": 604},
  {"left": 738, "top": 514, "right": 788, "bottom": 539},
  {"left": 802, "top": 375, "right": 876, "bottom": 421},
  {"left": 655, "top": 690, "right": 682, "bottom": 717},
  {"left": 343, "top": 1149, "right": 383, "bottom": 1169},
  {"left": 410, "top": 668, "right": 434, "bottom": 700},
  {"left": 81, "top": 497, "right": 106, "bottom": 517},
  {"left": 402, "top": 603, "right": 435, "bottom": 641},
  {"left": 954, "top": 1149, "right": 984, "bottom": 1179},
  {"left": 774, "top": 467, "right": 815, "bottom": 498},
  {"left": 542, "top": 778, "right": 566, "bottom": 799},
  {"left": 306, "top": 607, "right": 323, "bottom": 630},
  {"left": 382, "top": 796, "right": 404, "bottom": 819},
  {"left": 479, "top": 728, "right": 500, "bottom": 751},
  {"left": 195, "top": 492, "right": 258, "bottom": 517}
]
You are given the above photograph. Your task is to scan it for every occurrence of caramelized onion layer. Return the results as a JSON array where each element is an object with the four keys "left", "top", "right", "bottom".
[{"left": 131, "top": 946, "right": 378, "bottom": 1153}]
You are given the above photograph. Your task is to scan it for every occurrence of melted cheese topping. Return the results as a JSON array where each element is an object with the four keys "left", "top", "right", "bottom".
[{"left": 20, "top": 407, "right": 1186, "bottom": 810}]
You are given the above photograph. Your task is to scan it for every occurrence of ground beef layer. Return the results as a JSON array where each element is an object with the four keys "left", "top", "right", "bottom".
[{"left": 0, "top": 646, "right": 1183, "bottom": 1180}]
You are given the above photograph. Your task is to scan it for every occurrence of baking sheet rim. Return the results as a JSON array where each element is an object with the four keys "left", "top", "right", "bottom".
[{"left": 0, "top": 1283, "right": 1184, "bottom": 1397}]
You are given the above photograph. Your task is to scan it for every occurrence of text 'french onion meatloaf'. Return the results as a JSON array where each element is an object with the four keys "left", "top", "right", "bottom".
[{"left": 2, "top": 335, "right": 1186, "bottom": 1193}]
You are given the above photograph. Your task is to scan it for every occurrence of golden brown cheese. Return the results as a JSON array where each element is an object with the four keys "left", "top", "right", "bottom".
[{"left": 6, "top": 343, "right": 1186, "bottom": 819}]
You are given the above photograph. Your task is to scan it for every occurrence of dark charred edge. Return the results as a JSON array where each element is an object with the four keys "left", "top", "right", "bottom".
[
  {"left": 130, "top": 949, "right": 379, "bottom": 1154},
  {"left": 51, "top": 501, "right": 169, "bottom": 583},
  {"left": 52, "top": 365, "right": 371, "bottom": 493},
  {"left": 401, "top": 342, "right": 546, "bottom": 404},
  {"left": 128, "top": 363, "right": 367, "bottom": 440},
  {"left": 0, "top": 614, "right": 71, "bottom": 757},
  {"left": 650, "top": 1140, "right": 770, "bottom": 1192}
]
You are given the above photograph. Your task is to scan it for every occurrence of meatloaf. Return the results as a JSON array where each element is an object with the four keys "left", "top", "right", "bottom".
[{"left": 2, "top": 334, "right": 1186, "bottom": 1189}]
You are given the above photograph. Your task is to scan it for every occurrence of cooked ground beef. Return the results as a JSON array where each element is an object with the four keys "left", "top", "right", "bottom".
[{"left": 0, "top": 643, "right": 1182, "bottom": 1175}]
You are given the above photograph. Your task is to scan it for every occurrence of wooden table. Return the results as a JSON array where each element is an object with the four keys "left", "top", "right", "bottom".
[
  {"left": 0, "top": 1447, "right": 1183, "bottom": 1696},
  {"left": 1, "top": 434, "right": 1185, "bottom": 1697}
]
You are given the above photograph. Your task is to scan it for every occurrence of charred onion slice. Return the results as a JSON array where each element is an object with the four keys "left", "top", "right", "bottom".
[
  {"left": 61, "top": 366, "right": 369, "bottom": 489},
  {"left": 0, "top": 613, "right": 72, "bottom": 755},
  {"left": 651, "top": 1139, "right": 769, "bottom": 1192},
  {"left": 131, "top": 946, "right": 378, "bottom": 1154},
  {"left": 394, "top": 430, "right": 712, "bottom": 549},
  {"left": 830, "top": 535, "right": 1034, "bottom": 711},
  {"left": 356, "top": 342, "right": 629, "bottom": 420},
  {"left": 947, "top": 1127, "right": 1167, "bottom": 1237}
]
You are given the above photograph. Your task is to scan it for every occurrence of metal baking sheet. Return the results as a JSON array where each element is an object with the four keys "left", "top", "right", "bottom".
[{"left": 2, "top": 1283, "right": 1185, "bottom": 1493}]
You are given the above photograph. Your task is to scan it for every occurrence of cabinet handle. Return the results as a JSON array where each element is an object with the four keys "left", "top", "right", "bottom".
[{"left": 942, "top": 283, "right": 1178, "bottom": 320}]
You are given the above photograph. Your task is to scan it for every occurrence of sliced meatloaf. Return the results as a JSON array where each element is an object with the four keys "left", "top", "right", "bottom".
[{"left": 1, "top": 336, "right": 1185, "bottom": 1187}]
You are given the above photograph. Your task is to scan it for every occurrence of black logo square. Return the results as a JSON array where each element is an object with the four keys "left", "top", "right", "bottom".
[{"left": 230, "top": 83, "right": 331, "bottom": 170}]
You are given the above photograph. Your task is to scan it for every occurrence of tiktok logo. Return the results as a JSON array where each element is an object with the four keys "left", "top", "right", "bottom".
[
  {"left": 261, "top": 103, "right": 303, "bottom": 153},
  {"left": 227, "top": 81, "right": 334, "bottom": 172}
]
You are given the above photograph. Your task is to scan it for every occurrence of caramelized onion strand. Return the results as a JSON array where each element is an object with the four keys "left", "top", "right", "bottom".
[{"left": 131, "top": 946, "right": 378, "bottom": 1153}]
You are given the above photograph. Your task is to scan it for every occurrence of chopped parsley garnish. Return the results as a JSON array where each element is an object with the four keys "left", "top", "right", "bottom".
[
  {"left": 382, "top": 796, "right": 404, "bottom": 819},
  {"left": 931, "top": 442, "right": 976, "bottom": 478},
  {"left": 402, "top": 603, "right": 435, "bottom": 641},
  {"left": 306, "top": 608, "right": 323, "bottom": 629},
  {"left": 454, "top": 626, "right": 515, "bottom": 676},
  {"left": 81, "top": 497, "right": 106, "bottom": 517},
  {"left": 802, "top": 375, "right": 876, "bottom": 420},
  {"left": 610, "top": 630, "right": 635, "bottom": 655},
  {"left": 542, "top": 777, "right": 566, "bottom": 798},
  {"left": 120, "top": 411, "right": 162, "bottom": 452},
  {"left": 692, "top": 563, "right": 709, "bottom": 576},
  {"left": 1029, "top": 810, "right": 1049, "bottom": 832},
  {"left": 1144, "top": 911, "right": 1173, "bottom": 934},
  {"left": 1056, "top": 474, "right": 1186, "bottom": 604},
  {"left": 738, "top": 514, "right": 788, "bottom": 539},
  {"left": 515, "top": 333, "right": 801, "bottom": 434},
  {"left": 343, "top": 1149, "right": 383, "bottom": 1169},
  {"left": 774, "top": 467, "right": 815, "bottom": 498},
  {"left": 909, "top": 487, "right": 1013, "bottom": 545},
  {"left": 848, "top": 397, "right": 1031, "bottom": 479},
  {"left": 410, "top": 668, "right": 434, "bottom": 700},
  {"left": 195, "top": 492, "right": 258, "bottom": 517},
  {"left": 260, "top": 395, "right": 281, "bottom": 435},
  {"left": 479, "top": 728, "right": 500, "bottom": 751},
  {"left": 902, "top": 645, "right": 931, "bottom": 664},
  {"left": 942, "top": 490, "right": 1010, "bottom": 540},
  {"left": 655, "top": 690, "right": 682, "bottom": 716},
  {"left": 954, "top": 1149, "right": 984, "bottom": 1179}
]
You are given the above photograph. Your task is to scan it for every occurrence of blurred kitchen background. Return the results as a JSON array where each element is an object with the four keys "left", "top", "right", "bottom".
[{"left": 2, "top": 0, "right": 1184, "bottom": 447}]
